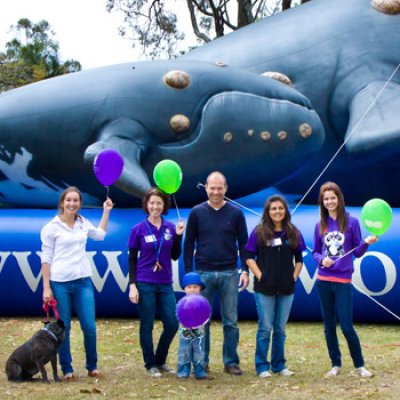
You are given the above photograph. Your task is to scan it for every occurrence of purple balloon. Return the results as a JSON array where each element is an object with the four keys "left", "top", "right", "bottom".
[
  {"left": 177, "top": 294, "right": 211, "bottom": 329},
  {"left": 93, "top": 149, "right": 124, "bottom": 186}
]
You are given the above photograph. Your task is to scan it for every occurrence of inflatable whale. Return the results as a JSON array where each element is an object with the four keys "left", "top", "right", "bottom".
[
  {"left": 185, "top": 0, "right": 400, "bottom": 205},
  {"left": 0, "top": 60, "right": 323, "bottom": 207},
  {"left": 2, "top": 0, "right": 400, "bottom": 208},
  {"left": 0, "top": 206, "right": 398, "bottom": 323}
]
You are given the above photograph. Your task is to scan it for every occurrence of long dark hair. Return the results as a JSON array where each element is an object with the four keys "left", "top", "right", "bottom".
[
  {"left": 256, "top": 195, "right": 300, "bottom": 248},
  {"left": 318, "top": 181, "right": 348, "bottom": 234}
]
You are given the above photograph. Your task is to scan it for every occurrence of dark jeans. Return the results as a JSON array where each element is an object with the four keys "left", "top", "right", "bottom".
[
  {"left": 316, "top": 280, "right": 364, "bottom": 368},
  {"left": 199, "top": 270, "right": 240, "bottom": 367},
  {"left": 51, "top": 277, "right": 97, "bottom": 374},
  {"left": 136, "top": 282, "right": 178, "bottom": 370}
]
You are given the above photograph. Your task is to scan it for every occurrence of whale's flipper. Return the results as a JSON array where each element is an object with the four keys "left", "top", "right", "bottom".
[
  {"left": 344, "top": 82, "right": 400, "bottom": 159},
  {"left": 84, "top": 118, "right": 152, "bottom": 197}
]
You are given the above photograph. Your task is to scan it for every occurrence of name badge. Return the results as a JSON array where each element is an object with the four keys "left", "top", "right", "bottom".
[
  {"left": 268, "top": 237, "right": 282, "bottom": 247},
  {"left": 144, "top": 234, "right": 156, "bottom": 243}
]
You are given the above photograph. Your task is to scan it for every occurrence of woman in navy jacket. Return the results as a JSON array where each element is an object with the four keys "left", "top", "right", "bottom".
[{"left": 246, "top": 195, "right": 305, "bottom": 378}]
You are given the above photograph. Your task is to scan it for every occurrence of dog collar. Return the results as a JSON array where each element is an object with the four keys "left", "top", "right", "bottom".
[{"left": 41, "top": 327, "right": 59, "bottom": 343}]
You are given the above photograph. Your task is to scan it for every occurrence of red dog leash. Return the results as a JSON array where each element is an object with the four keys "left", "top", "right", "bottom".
[{"left": 43, "top": 298, "right": 60, "bottom": 321}]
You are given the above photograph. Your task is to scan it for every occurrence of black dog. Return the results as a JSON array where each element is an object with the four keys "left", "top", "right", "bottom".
[{"left": 5, "top": 320, "right": 65, "bottom": 383}]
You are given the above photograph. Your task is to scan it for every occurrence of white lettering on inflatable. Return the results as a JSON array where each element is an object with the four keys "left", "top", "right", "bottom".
[
  {"left": 12, "top": 251, "right": 42, "bottom": 292},
  {"left": 0, "top": 251, "right": 11, "bottom": 273},
  {"left": 298, "top": 260, "right": 318, "bottom": 294},
  {"left": 353, "top": 251, "right": 397, "bottom": 296},
  {"left": 87, "top": 251, "right": 129, "bottom": 292},
  {"left": 2, "top": 250, "right": 396, "bottom": 299}
]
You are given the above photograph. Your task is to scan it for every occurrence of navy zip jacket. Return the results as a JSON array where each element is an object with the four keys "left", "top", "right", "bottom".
[{"left": 246, "top": 229, "right": 305, "bottom": 295}]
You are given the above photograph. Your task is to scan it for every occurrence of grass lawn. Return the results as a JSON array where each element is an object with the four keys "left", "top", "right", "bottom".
[{"left": 1, "top": 318, "right": 400, "bottom": 399}]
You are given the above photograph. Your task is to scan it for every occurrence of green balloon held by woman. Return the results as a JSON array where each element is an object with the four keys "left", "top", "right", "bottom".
[
  {"left": 153, "top": 160, "right": 183, "bottom": 194},
  {"left": 361, "top": 198, "right": 392, "bottom": 236}
]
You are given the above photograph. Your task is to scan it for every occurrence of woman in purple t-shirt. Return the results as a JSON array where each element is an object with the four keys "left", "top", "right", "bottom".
[
  {"left": 128, "top": 188, "right": 184, "bottom": 378},
  {"left": 312, "top": 182, "right": 377, "bottom": 378}
]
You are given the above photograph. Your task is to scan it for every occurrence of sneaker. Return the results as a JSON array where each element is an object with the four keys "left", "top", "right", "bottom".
[
  {"left": 259, "top": 371, "right": 272, "bottom": 378},
  {"left": 158, "top": 364, "right": 176, "bottom": 374},
  {"left": 326, "top": 366, "right": 341, "bottom": 377},
  {"left": 147, "top": 367, "right": 162, "bottom": 378},
  {"left": 278, "top": 368, "right": 295, "bottom": 376},
  {"left": 357, "top": 367, "right": 373, "bottom": 378}
]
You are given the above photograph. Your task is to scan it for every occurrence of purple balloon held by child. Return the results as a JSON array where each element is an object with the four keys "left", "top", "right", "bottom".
[{"left": 177, "top": 294, "right": 211, "bottom": 329}]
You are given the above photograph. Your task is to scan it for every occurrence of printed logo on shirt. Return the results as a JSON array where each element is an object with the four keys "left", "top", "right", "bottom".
[
  {"left": 144, "top": 234, "right": 156, "bottom": 243},
  {"left": 164, "top": 228, "right": 172, "bottom": 241},
  {"left": 324, "top": 231, "right": 345, "bottom": 257}
]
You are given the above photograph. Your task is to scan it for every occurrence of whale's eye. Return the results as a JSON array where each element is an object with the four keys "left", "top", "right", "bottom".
[
  {"left": 163, "top": 70, "right": 191, "bottom": 89},
  {"left": 278, "top": 131, "right": 288, "bottom": 140},
  {"left": 224, "top": 132, "right": 233, "bottom": 143},
  {"left": 215, "top": 61, "right": 226, "bottom": 67},
  {"left": 299, "top": 123, "right": 312, "bottom": 138},
  {"left": 260, "top": 131, "right": 271, "bottom": 141},
  {"left": 170, "top": 114, "right": 190, "bottom": 133}
]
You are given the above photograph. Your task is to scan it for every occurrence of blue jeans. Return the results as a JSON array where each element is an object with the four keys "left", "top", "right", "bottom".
[
  {"left": 254, "top": 292, "right": 294, "bottom": 374},
  {"left": 199, "top": 270, "right": 240, "bottom": 367},
  {"left": 136, "top": 282, "right": 178, "bottom": 370},
  {"left": 177, "top": 333, "right": 207, "bottom": 378},
  {"left": 51, "top": 278, "right": 97, "bottom": 374},
  {"left": 316, "top": 280, "right": 364, "bottom": 368}
]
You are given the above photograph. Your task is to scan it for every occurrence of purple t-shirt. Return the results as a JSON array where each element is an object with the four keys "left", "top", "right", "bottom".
[
  {"left": 312, "top": 214, "right": 368, "bottom": 282},
  {"left": 128, "top": 219, "right": 177, "bottom": 284}
]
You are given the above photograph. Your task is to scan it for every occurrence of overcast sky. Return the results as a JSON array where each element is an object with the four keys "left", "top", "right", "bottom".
[{"left": 0, "top": 0, "right": 144, "bottom": 70}]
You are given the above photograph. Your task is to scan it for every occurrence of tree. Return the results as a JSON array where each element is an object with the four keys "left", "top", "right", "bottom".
[
  {"left": 106, "top": 0, "right": 311, "bottom": 59},
  {"left": 0, "top": 18, "right": 81, "bottom": 93}
]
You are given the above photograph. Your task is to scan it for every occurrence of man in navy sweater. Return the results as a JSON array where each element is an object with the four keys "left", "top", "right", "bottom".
[{"left": 183, "top": 171, "right": 249, "bottom": 375}]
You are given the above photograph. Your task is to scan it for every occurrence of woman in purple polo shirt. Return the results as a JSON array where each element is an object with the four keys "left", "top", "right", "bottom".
[
  {"left": 245, "top": 195, "right": 305, "bottom": 378},
  {"left": 128, "top": 188, "right": 184, "bottom": 378},
  {"left": 312, "top": 182, "right": 377, "bottom": 378}
]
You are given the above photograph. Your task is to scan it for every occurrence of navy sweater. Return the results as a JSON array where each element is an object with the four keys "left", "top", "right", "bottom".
[{"left": 183, "top": 201, "right": 249, "bottom": 273}]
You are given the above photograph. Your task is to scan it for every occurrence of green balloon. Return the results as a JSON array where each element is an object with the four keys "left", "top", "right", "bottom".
[
  {"left": 361, "top": 198, "right": 392, "bottom": 236},
  {"left": 153, "top": 159, "right": 183, "bottom": 194}
]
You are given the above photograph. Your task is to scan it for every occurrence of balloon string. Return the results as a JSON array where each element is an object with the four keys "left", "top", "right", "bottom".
[
  {"left": 291, "top": 63, "right": 400, "bottom": 215},
  {"left": 172, "top": 194, "right": 181, "bottom": 220},
  {"left": 106, "top": 186, "right": 110, "bottom": 199},
  {"left": 352, "top": 282, "right": 400, "bottom": 322}
]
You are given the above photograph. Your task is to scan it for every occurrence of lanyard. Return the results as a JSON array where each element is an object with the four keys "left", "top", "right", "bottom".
[{"left": 145, "top": 219, "right": 165, "bottom": 262}]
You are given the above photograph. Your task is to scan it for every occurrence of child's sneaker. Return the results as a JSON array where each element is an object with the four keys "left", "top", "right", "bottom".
[
  {"left": 147, "top": 367, "right": 161, "bottom": 377},
  {"left": 326, "top": 366, "right": 341, "bottom": 377},
  {"left": 357, "top": 367, "right": 373, "bottom": 378}
]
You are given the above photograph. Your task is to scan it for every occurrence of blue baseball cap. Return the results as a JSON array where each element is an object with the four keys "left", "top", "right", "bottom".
[{"left": 182, "top": 272, "right": 205, "bottom": 289}]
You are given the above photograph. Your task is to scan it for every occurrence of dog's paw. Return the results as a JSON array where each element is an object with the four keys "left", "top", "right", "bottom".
[
  {"left": 54, "top": 376, "right": 62, "bottom": 382},
  {"left": 41, "top": 378, "right": 51, "bottom": 384}
]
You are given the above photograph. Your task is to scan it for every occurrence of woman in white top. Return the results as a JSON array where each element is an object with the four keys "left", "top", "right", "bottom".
[{"left": 41, "top": 186, "right": 113, "bottom": 380}]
